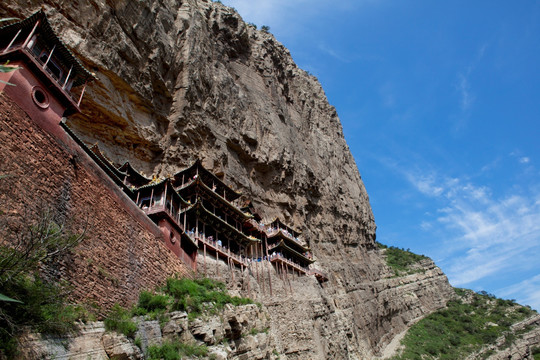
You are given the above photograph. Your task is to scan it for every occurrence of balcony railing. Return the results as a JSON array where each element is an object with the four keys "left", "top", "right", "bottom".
[
  {"left": 187, "top": 231, "right": 249, "bottom": 268},
  {"left": 268, "top": 253, "right": 310, "bottom": 274}
]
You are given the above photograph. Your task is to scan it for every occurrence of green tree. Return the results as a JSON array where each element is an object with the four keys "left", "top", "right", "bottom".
[{"left": 0, "top": 192, "right": 86, "bottom": 357}]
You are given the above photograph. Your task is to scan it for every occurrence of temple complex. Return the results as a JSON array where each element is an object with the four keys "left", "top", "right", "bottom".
[
  {"left": 0, "top": 10, "right": 95, "bottom": 132},
  {"left": 0, "top": 11, "right": 328, "bottom": 291}
]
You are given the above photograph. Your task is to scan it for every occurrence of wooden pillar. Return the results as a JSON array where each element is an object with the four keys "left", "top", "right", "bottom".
[
  {"left": 255, "top": 243, "right": 259, "bottom": 284},
  {"left": 22, "top": 20, "right": 40, "bottom": 48},
  {"left": 216, "top": 248, "right": 219, "bottom": 277},
  {"left": 164, "top": 182, "right": 168, "bottom": 210},
  {"left": 135, "top": 191, "right": 140, "bottom": 206},
  {"left": 287, "top": 264, "right": 293, "bottom": 294},
  {"left": 149, "top": 188, "right": 154, "bottom": 208},
  {"left": 62, "top": 65, "right": 73, "bottom": 89},
  {"left": 231, "top": 257, "right": 235, "bottom": 282},
  {"left": 77, "top": 81, "right": 87, "bottom": 107},
  {"left": 183, "top": 212, "right": 187, "bottom": 231},
  {"left": 204, "top": 243, "right": 207, "bottom": 276},
  {"left": 265, "top": 234, "right": 273, "bottom": 296},
  {"left": 43, "top": 44, "right": 56, "bottom": 70},
  {"left": 3, "top": 29, "right": 21, "bottom": 54}
]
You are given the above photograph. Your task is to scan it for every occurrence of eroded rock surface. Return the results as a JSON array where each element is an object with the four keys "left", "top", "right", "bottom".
[{"left": 1, "top": 0, "right": 455, "bottom": 358}]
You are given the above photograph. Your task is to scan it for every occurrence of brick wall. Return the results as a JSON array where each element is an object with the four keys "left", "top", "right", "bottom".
[{"left": 0, "top": 93, "right": 192, "bottom": 314}]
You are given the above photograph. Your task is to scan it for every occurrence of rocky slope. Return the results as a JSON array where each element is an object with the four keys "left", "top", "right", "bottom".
[
  {"left": 19, "top": 304, "right": 277, "bottom": 360},
  {"left": 1, "top": 0, "right": 456, "bottom": 358}
]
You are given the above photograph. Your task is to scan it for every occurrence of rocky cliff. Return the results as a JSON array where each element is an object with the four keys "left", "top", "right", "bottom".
[{"left": 1, "top": 0, "right": 456, "bottom": 358}]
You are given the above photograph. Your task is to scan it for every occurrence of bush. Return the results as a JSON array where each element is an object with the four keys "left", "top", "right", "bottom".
[
  {"left": 104, "top": 304, "right": 138, "bottom": 338},
  {"left": 147, "top": 340, "right": 208, "bottom": 360},
  {"left": 0, "top": 206, "right": 86, "bottom": 357},
  {"left": 395, "top": 289, "right": 538, "bottom": 359},
  {"left": 165, "top": 277, "right": 252, "bottom": 316},
  {"left": 382, "top": 245, "right": 427, "bottom": 276},
  {"left": 136, "top": 290, "right": 171, "bottom": 313}
]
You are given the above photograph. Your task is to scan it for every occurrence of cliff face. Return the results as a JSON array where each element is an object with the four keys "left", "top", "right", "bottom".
[{"left": 1, "top": 0, "right": 455, "bottom": 358}]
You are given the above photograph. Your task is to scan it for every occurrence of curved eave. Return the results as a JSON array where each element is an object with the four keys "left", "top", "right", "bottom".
[
  {"left": 271, "top": 240, "right": 314, "bottom": 264},
  {"left": 135, "top": 179, "right": 191, "bottom": 207},
  {"left": 188, "top": 201, "right": 259, "bottom": 244},
  {"left": 117, "top": 161, "right": 152, "bottom": 186},
  {"left": 173, "top": 160, "right": 242, "bottom": 201},
  {"left": 0, "top": 11, "right": 96, "bottom": 86},
  {"left": 267, "top": 230, "right": 310, "bottom": 252},
  {"left": 60, "top": 123, "right": 133, "bottom": 196},
  {"left": 90, "top": 145, "right": 127, "bottom": 179},
  {"left": 265, "top": 217, "right": 302, "bottom": 237},
  {"left": 178, "top": 179, "right": 252, "bottom": 220}
]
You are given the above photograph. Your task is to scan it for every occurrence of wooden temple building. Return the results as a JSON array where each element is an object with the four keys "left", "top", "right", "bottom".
[
  {"left": 86, "top": 146, "right": 328, "bottom": 283},
  {"left": 0, "top": 10, "right": 95, "bottom": 130},
  {"left": 1, "top": 11, "right": 328, "bottom": 287}
]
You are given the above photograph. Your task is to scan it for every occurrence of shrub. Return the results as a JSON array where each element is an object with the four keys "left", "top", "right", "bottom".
[
  {"left": 147, "top": 340, "right": 208, "bottom": 360},
  {"left": 104, "top": 304, "right": 138, "bottom": 338},
  {"left": 0, "top": 206, "right": 86, "bottom": 357},
  {"left": 395, "top": 289, "right": 538, "bottom": 359},
  {"left": 164, "top": 277, "right": 252, "bottom": 317},
  {"left": 136, "top": 290, "right": 171, "bottom": 313},
  {"left": 382, "top": 246, "right": 427, "bottom": 276}
]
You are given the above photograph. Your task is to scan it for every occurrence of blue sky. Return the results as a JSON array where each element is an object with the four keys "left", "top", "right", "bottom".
[{"left": 219, "top": 0, "right": 540, "bottom": 310}]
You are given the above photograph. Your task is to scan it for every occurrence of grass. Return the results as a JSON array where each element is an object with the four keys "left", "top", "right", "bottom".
[
  {"left": 393, "top": 288, "right": 537, "bottom": 359},
  {"left": 103, "top": 304, "right": 138, "bottom": 338},
  {"left": 532, "top": 346, "right": 540, "bottom": 360},
  {"left": 377, "top": 242, "right": 427, "bottom": 276},
  {"left": 104, "top": 276, "right": 254, "bottom": 340},
  {"left": 164, "top": 277, "right": 253, "bottom": 318},
  {"left": 146, "top": 340, "right": 208, "bottom": 360}
]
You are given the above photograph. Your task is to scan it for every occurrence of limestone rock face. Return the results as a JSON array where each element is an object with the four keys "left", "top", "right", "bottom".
[
  {"left": 17, "top": 304, "right": 277, "bottom": 360},
  {"left": 1, "top": 0, "right": 455, "bottom": 358}
]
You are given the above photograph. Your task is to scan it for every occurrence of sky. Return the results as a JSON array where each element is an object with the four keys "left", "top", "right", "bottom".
[{"left": 219, "top": 0, "right": 540, "bottom": 310}]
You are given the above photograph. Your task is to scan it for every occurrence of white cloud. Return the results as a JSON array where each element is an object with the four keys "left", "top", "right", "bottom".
[
  {"left": 405, "top": 171, "right": 445, "bottom": 197},
  {"left": 318, "top": 43, "right": 351, "bottom": 63},
  {"left": 403, "top": 166, "right": 540, "bottom": 309},
  {"left": 457, "top": 72, "right": 474, "bottom": 111},
  {"left": 519, "top": 156, "right": 530, "bottom": 164},
  {"left": 499, "top": 274, "right": 540, "bottom": 311}
]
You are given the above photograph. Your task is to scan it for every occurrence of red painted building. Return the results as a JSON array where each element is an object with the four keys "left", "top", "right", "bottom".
[{"left": 0, "top": 12, "right": 94, "bottom": 128}]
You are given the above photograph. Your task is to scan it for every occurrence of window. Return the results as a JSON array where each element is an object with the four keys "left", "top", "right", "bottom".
[
  {"left": 39, "top": 52, "right": 63, "bottom": 81},
  {"left": 31, "top": 86, "right": 49, "bottom": 109}
]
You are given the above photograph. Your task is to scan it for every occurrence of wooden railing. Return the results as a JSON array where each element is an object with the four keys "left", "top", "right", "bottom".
[
  {"left": 189, "top": 232, "right": 249, "bottom": 267},
  {"left": 268, "top": 253, "right": 309, "bottom": 274}
]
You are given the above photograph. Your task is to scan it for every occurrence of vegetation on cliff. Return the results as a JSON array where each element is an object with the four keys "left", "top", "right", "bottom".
[
  {"left": 104, "top": 277, "right": 256, "bottom": 358},
  {"left": 0, "top": 204, "right": 87, "bottom": 358},
  {"left": 392, "top": 288, "right": 537, "bottom": 359},
  {"left": 377, "top": 242, "right": 428, "bottom": 276}
]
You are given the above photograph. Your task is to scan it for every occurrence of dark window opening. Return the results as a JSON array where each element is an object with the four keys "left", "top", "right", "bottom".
[{"left": 39, "top": 52, "right": 63, "bottom": 81}]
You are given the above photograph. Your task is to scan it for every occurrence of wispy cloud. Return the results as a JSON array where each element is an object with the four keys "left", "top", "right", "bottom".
[
  {"left": 457, "top": 71, "right": 475, "bottom": 112},
  {"left": 453, "top": 43, "right": 489, "bottom": 129},
  {"left": 401, "top": 163, "right": 540, "bottom": 309},
  {"left": 318, "top": 43, "right": 351, "bottom": 63},
  {"left": 220, "top": 0, "right": 379, "bottom": 34},
  {"left": 499, "top": 274, "right": 540, "bottom": 311}
]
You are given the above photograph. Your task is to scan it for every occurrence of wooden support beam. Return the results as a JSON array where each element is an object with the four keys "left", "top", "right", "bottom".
[
  {"left": 22, "top": 20, "right": 40, "bottom": 48},
  {"left": 3, "top": 29, "right": 21, "bottom": 54},
  {"left": 63, "top": 65, "right": 73, "bottom": 89}
]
